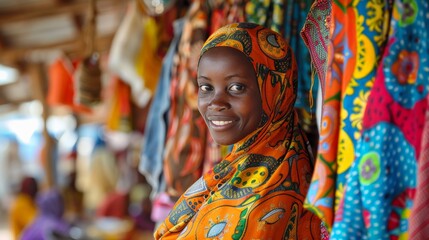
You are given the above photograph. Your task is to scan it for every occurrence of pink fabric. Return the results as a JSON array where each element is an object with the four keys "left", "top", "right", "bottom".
[
  {"left": 150, "top": 193, "right": 175, "bottom": 223},
  {"left": 409, "top": 96, "right": 429, "bottom": 239},
  {"left": 300, "top": 0, "right": 331, "bottom": 91}
]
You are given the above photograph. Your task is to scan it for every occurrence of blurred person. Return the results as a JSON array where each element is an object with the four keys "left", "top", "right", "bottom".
[
  {"left": 9, "top": 176, "right": 38, "bottom": 240},
  {"left": 21, "top": 189, "right": 71, "bottom": 240}
]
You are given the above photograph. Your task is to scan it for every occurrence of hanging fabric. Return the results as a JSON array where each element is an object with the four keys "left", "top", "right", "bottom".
[
  {"left": 330, "top": 1, "right": 429, "bottom": 238},
  {"left": 140, "top": 17, "right": 186, "bottom": 200},
  {"left": 106, "top": 76, "right": 133, "bottom": 132},
  {"left": 74, "top": 53, "right": 102, "bottom": 106},
  {"left": 209, "top": 0, "right": 246, "bottom": 35},
  {"left": 108, "top": 1, "right": 153, "bottom": 107},
  {"left": 75, "top": 0, "right": 102, "bottom": 107},
  {"left": 162, "top": 0, "right": 210, "bottom": 199},
  {"left": 302, "top": 1, "right": 429, "bottom": 239},
  {"left": 303, "top": 0, "right": 388, "bottom": 229}
]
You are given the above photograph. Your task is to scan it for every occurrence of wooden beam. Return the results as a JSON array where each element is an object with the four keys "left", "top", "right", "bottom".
[
  {"left": 0, "top": 0, "right": 125, "bottom": 25},
  {"left": 0, "top": 34, "right": 114, "bottom": 65}
]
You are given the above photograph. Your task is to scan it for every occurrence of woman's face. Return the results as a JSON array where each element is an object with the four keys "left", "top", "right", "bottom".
[{"left": 197, "top": 47, "right": 263, "bottom": 146}]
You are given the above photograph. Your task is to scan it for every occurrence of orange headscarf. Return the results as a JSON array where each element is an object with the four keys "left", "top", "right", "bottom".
[{"left": 155, "top": 22, "right": 320, "bottom": 239}]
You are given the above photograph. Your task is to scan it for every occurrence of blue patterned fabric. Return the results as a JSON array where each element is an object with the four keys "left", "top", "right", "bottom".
[{"left": 140, "top": 18, "right": 185, "bottom": 198}]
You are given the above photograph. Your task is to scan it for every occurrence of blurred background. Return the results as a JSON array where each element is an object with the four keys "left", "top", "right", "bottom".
[
  {"left": 0, "top": 0, "right": 163, "bottom": 239},
  {"left": 0, "top": 0, "right": 319, "bottom": 239}
]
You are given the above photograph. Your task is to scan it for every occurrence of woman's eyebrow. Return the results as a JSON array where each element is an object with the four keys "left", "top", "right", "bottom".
[
  {"left": 197, "top": 75, "right": 210, "bottom": 80},
  {"left": 224, "top": 73, "right": 250, "bottom": 81}
]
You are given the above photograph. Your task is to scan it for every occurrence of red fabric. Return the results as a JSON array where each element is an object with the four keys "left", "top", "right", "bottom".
[
  {"left": 46, "top": 58, "right": 75, "bottom": 106},
  {"left": 46, "top": 58, "right": 91, "bottom": 113},
  {"left": 96, "top": 192, "right": 129, "bottom": 219}
]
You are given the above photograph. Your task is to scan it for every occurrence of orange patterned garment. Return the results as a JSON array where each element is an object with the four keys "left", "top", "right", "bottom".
[{"left": 155, "top": 22, "right": 320, "bottom": 239}]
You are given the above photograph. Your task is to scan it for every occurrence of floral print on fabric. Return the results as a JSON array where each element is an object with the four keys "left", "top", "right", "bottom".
[
  {"left": 304, "top": 0, "right": 390, "bottom": 229},
  {"left": 329, "top": 0, "right": 429, "bottom": 239}
]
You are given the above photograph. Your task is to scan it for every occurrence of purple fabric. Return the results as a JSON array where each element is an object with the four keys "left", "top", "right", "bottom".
[{"left": 21, "top": 189, "right": 70, "bottom": 240}]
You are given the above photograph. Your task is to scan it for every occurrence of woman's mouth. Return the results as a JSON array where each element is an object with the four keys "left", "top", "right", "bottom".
[{"left": 211, "top": 120, "right": 233, "bottom": 126}]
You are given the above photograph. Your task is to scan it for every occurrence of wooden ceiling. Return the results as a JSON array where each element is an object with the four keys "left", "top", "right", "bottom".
[{"left": 0, "top": 0, "right": 128, "bottom": 109}]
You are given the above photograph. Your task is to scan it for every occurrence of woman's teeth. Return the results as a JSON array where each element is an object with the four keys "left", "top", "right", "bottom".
[{"left": 211, "top": 120, "right": 233, "bottom": 126}]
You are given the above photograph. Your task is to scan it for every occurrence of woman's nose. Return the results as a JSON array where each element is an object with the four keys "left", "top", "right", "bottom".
[{"left": 208, "top": 92, "right": 229, "bottom": 111}]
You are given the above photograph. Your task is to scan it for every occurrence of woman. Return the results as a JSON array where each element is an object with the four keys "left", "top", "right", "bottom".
[
  {"left": 155, "top": 22, "right": 320, "bottom": 239},
  {"left": 21, "top": 189, "right": 71, "bottom": 240},
  {"left": 9, "top": 176, "right": 38, "bottom": 240}
]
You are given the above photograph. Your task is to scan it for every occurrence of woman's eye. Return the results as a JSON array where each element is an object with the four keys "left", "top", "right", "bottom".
[
  {"left": 199, "top": 84, "right": 212, "bottom": 92},
  {"left": 229, "top": 84, "right": 245, "bottom": 92}
]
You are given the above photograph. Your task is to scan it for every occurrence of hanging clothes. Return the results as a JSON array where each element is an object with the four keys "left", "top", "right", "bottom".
[
  {"left": 46, "top": 56, "right": 91, "bottom": 113},
  {"left": 162, "top": 1, "right": 210, "bottom": 199},
  {"left": 108, "top": 1, "right": 163, "bottom": 107},
  {"left": 302, "top": 0, "right": 388, "bottom": 229},
  {"left": 106, "top": 76, "right": 133, "bottom": 132},
  {"left": 302, "top": 0, "right": 429, "bottom": 239},
  {"left": 283, "top": 0, "right": 320, "bottom": 156},
  {"left": 330, "top": 1, "right": 429, "bottom": 238},
  {"left": 246, "top": 0, "right": 320, "bottom": 156},
  {"left": 209, "top": 0, "right": 246, "bottom": 35},
  {"left": 140, "top": 17, "right": 185, "bottom": 200}
]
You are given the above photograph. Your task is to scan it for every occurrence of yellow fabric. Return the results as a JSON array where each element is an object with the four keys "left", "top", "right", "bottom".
[
  {"left": 135, "top": 17, "right": 163, "bottom": 94},
  {"left": 9, "top": 194, "right": 37, "bottom": 240}
]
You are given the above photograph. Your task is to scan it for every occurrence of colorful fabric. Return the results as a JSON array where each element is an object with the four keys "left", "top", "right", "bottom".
[
  {"left": 283, "top": 0, "right": 320, "bottom": 158},
  {"left": 303, "top": 0, "right": 391, "bottom": 230},
  {"left": 245, "top": 0, "right": 285, "bottom": 33},
  {"left": 209, "top": 0, "right": 246, "bottom": 35},
  {"left": 300, "top": 0, "right": 331, "bottom": 87},
  {"left": 283, "top": 0, "right": 318, "bottom": 115},
  {"left": 330, "top": 1, "right": 429, "bottom": 238},
  {"left": 409, "top": 96, "right": 429, "bottom": 239},
  {"left": 162, "top": 2, "right": 210, "bottom": 198},
  {"left": 155, "top": 22, "right": 320, "bottom": 239},
  {"left": 140, "top": 18, "right": 185, "bottom": 200},
  {"left": 106, "top": 76, "right": 133, "bottom": 132},
  {"left": 46, "top": 57, "right": 91, "bottom": 114},
  {"left": 108, "top": 2, "right": 153, "bottom": 107},
  {"left": 247, "top": 0, "right": 319, "bottom": 114}
]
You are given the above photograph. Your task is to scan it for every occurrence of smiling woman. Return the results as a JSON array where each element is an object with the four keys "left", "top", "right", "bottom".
[
  {"left": 197, "top": 46, "right": 262, "bottom": 146},
  {"left": 155, "top": 22, "right": 321, "bottom": 240}
]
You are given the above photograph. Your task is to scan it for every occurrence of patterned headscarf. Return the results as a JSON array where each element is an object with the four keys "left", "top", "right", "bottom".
[{"left": 155, "top": 22, "right": 320, "bottom": 239}]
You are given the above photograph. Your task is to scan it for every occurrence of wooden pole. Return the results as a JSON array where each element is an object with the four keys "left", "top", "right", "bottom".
[
  {"left": 28, "top": 62, "right": 55, "bottom": 189},
  {"left": 86, "top": 0, "right": 97, "bottom": 56}
]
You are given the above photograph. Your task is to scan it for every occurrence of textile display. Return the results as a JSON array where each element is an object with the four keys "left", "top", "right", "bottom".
[
  {"left": 330, "top": 1, "right": 429, "bottom": 238},
  {"left": 108, "top": 1, "right": 154, "bottom": 107},
  {"left": 162, "top": 1, "right": 210, "bottom": 199},
  {"left": 302, "top": 0, "right": 429, "bottom": 239},
  {"left": 140, "top": 18, "right": 185, "bottom": 199},
  {"left": 303, "top": 0, "right": 389, "bottom": 228}
]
